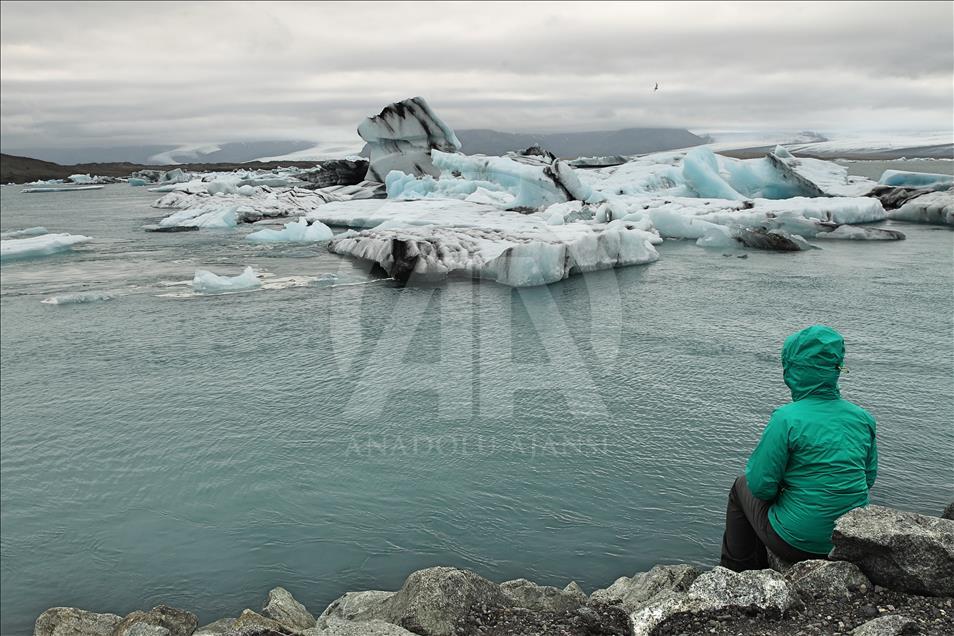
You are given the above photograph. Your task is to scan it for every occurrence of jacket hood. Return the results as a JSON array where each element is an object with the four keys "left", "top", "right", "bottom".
[{"left": 781, "top": 325, "right": 844, "bottom": 401}]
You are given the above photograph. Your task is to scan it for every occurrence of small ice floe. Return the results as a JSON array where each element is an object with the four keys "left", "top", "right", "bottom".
[
  {"left": 42, "top": 291, "right": 116, "bottom": 305},
  {"left": 191, "top": 266, "right": 262, "bottom": 294},
  {"left": 246, "top": 217, "right": 334, "bottom": 242},
  {"left": 0, "top": 226, "right": 48, "bottom": 239},
  {"left": 1, "top": 233, "right": 92, "bottom": 262}
]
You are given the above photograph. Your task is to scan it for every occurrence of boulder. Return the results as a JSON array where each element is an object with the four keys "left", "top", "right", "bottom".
[
  {"left": 499, "top": 578, "right": 584, "bottom": 612},
  {"left": 784, "top": 559, "right": 871, "bottom": 599},
  {"left": 562, "top": 581, "right": 587, "bottom": 604},
  {"left": 230, "top": 610, "right": 294, "bottom": 635},
  {"left": 123, "top": 626, "right": 170, "bottom": 636},
  {"left": 829, "top": 505, "right": 954, "bottom": 596},
  {"left": 383, "top": 566, "right": 513, "bottom": 636},
  {"left": 942, "top": 503, "right": 954, "bottom": 521},
  {"left": 357, "top": 97, "right": 461, "bottom": 182},
  {"left": 589, "top": 564, "right": 701, "bottom": 613},
  {"left": 629, "top": 567, "right": 797, "bottom": 636},
  {"left": 315, "top": 591, "right": 393, "bottom": 629},
  {"left": 302, "top": 618, "right": 416, "bottom": 636},
  {"left": 34, "top": 607, "right": 123, "bottom": 636},
  {"left": 113, "top": 606, "right": 198, "bottom": 636},
  {"left": 193, "top": 618, "right": 236, "bottom": 635},
  {"left": 262, "top": 588, "right": 316, "bottom": 631},
  {"left": 851, "top": 614, "right": 918, "bottom": 636}
]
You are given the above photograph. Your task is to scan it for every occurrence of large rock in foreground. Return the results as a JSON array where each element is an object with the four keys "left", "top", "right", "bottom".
[
  {"left": 34, "top": 607, "right": 122, "bottom": 636},
  {"left": 315, "top": 591, "right": 394, "bottom": 629},
  {"left": 629, "top": 567, "right": 797, "bottom": 636},
  {"left": 589, "top": 564, "right": 702, "bottom": 613},
  {"left": 383, "top": 566, "right": 513, "bottom": 636},
  {"left": 113, "top": 605, "right": 197, "bottom": 636},
  {"left": 784, "top": 559, "right": 872, "bottom": 600},
  {"left": 262, "top": 587, "right": 316, "bottom": 631},
  {"left": 357, "top": 97, "right": 461, "bottom": 181},
  {"left": 304, "top": 618, "right": 416, "bottom": 635},
  {"left": 829, "top": 505, "right": 954, "bottom": 596},
  {"left": 499, "top": 578, "right": 585, "bottom": 612}
]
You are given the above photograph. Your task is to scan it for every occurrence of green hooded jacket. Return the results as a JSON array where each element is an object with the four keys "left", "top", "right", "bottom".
[{"left": 745, "top": 325, "right": 878, "bottom": 555}]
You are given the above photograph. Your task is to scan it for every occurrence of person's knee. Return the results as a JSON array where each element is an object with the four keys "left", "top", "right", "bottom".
[{"left": 728, "top": 474, "right": 746, "bottom": 503}]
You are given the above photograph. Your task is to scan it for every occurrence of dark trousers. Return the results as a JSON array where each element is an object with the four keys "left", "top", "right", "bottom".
[{"left": 720, "top": 475, "right": 828, "bottom": 571}]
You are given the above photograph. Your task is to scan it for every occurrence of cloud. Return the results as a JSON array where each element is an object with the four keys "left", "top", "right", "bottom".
[{"left": 1, "top": 1, "right": 951, "bottom": 152}]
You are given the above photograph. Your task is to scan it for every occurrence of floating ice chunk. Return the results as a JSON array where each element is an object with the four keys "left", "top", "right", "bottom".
[
  {"left": 887, "top": 191, "right": 954, "bottom": 225},
  {"left": 696, "top": 223, "right": 736, "bottom": 248},
  {"left": 128, "top": 178, "right": 149, "bottom": 187},
  {"left": 42, "top": 291, "right": 115, "bottom": 305},
  {"left": 1, "top": 233, "right": 92, "bottom": 261},
  {"left": 649, "top": 208, "right": 728, "bottom": 240},
  {"left": 814, "top": 225, "right": 906, "bottom": 240},
  {"left": 329, "top": 222, "right": 658, "bottom": 286},
  {"left": 237, "top": 185, "right": 256, "bottom": 196},
  {"left": 21, "top": 185, "right": 105, "bottom": 193},
  {"left": 358, "top": 96, "right": 462, "bottom": 181},
  {"left": 160, "top": 168, "right": 192, "bottom": 184},
  {"left": 191, "top": 266, "right": 262, "bottom": 294},
  {"left": 735, "top": 228, "right": 806, "bottom": 251},
  {"left": 0, "top": 226, "right": 48, "bottom": 239},
  {"left": 878, "top": 170, "right": 954, "bottom": 189},
  {"left": 206, "top": 180, "right": 238, "bottom": 196},
  {"left": 158, "top": 205, "right": 239, "bottom": 229},
  {"left": 247, "top": 217, "right": 334, "bottom": 242}
]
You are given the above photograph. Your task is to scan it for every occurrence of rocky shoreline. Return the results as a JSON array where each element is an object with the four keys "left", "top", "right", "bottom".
[{"left": 33, "top": 505, "right": 954, "bottom": 636}]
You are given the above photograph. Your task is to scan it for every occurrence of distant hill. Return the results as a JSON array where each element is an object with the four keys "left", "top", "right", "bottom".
[
  {"left": 0, "top": 153, "right": 326, "bottom": 185},
  {"left": 454, "top": 127, "right": 706, "bottom": 157},
  {"left": 1, "top": 141, "right": 316, "bottom": 166}
]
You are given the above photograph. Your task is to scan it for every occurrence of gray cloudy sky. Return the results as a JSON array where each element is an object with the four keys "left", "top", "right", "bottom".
[{"left": 2, "top": 1, "right": 952, "bottom": 151}]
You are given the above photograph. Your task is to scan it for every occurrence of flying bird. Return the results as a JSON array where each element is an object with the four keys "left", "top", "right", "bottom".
[{"left": 654, "top": 82, "right": 659, "bottom": 92}]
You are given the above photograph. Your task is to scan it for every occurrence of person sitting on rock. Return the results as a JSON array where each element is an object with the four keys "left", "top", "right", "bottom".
[{"left": 721, "top": 324, "right": 878, "bottom": 571}]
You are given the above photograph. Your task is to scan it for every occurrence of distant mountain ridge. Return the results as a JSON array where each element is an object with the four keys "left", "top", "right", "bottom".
[
  {"left": 4, "top": 128, "right": 706, "bottom": 166},
  {"left": 454, "top": 127, "right": 706, "bottom": 157},
  {"left": 0, "top": 141, "right": 316, "bottom": 166}
]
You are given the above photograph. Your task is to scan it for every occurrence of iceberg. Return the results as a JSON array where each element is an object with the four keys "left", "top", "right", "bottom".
[
  {"left": 877, "top": 170, "right": 954, "bottom": 189},
  {"left": 247, "top": 217, "right": 334, "bottom": 242},
  {"left": 191, "top": 266, "right": 262, "bottom": 294},
  {"left": 887, "top": 191, "right": 954, "bottom": 225},
  {"left": 358, "top": 97, "right": 462, "bottom": 181},
  {"left": 1, "top": 233, "right": 92, "bottom": 262},
  {"left": 323, "top": 199, "right": 659, "bottom": 286}
]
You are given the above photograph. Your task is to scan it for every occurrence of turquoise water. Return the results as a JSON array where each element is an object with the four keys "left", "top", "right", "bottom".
[{"left": 2, "top": 178, "right": 953, "bottom": 634}]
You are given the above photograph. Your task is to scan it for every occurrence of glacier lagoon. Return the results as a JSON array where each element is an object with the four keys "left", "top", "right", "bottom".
[{"left": 1, "top": 170, "right": 952, "bottom": 634}]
